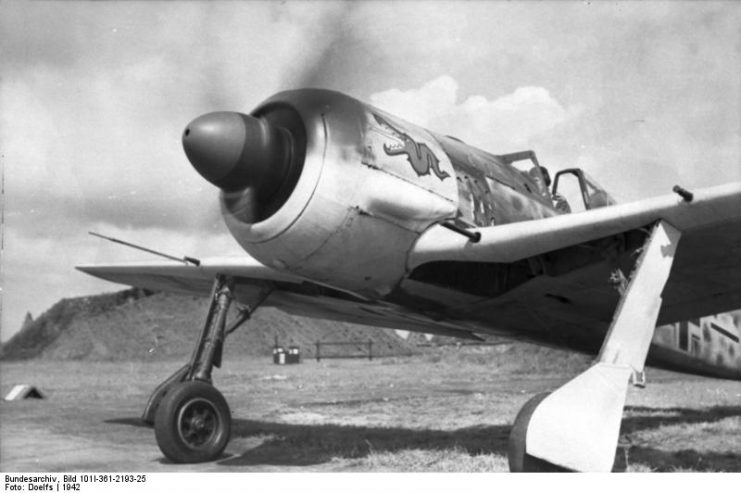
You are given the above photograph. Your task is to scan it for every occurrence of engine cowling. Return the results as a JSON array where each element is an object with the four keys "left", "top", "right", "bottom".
[{"left": 184, "top": 89, "right": 458, "bottom": 299}]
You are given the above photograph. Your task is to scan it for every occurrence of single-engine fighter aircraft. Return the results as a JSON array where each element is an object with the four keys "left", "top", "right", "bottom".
[{"left": 77, "top": 89, "right": 741, "bottom": 471}]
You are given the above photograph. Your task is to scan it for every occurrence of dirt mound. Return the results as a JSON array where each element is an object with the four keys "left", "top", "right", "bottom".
[
  {"left": 0, "top": 289, "right": 418, "bottom": 362},
  {"left": 0, "top": 289, "right": 150, "bottom": 360}
]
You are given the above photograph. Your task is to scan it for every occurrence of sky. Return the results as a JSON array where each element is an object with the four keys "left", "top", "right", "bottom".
[{"left": 1, "top": 1, "right": 740, "bottom": 341}]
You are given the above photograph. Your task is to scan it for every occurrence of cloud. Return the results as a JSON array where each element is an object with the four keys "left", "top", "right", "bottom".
[
  {"left": 0, "top": 1, "right": 349, "bottom": 340},
  {"left": 2, "top": 2, "right": 740, "bottom": 342},
  {"left": 0, "top": 1, "right": 351, "bottom": 237},
  {"left": 370, "top": 70, "right": 739, "bottom": 204},
  {"left": 370, "top": 75, "right": 578, "bottom": 152}
]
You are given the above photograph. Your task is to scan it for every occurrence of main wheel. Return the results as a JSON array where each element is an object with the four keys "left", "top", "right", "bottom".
[
  {"left": 154, "top": 380, "right": 231, "bottom": 463},
  {"left": 508, "top": 392, "right": 569, "bottom": 472}
]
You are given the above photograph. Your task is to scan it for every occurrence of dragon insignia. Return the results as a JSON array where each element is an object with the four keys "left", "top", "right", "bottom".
[{"left": 373, "top": 113, "right": 450, "bottom": 180}]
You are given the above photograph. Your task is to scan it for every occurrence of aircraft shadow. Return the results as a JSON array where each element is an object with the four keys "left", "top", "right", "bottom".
[
  {"left": 219, "top": 419, "right": 510, "bottom": 467},
  {"left": 105, "top": 404, "right": 741, "bottom": 471},
  {"left": 105, "top": 417, "right": 151, "bottom": 428}
]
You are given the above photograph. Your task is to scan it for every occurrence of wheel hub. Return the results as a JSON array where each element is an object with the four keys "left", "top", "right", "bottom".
[
  {"left": 192, "top": 416, "right": 206, "bottom": 430},
  {"left": 177, "top": 398, "right": 219, "bottom": 448}
]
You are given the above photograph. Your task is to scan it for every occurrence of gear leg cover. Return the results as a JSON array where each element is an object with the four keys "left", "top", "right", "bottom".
[{"left": 523, "top": 220, "right": 682, "bottom": 471}]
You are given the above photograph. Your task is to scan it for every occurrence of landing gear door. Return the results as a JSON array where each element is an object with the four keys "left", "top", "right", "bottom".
[{"left": 552, "top": 168, "right": 616, "bottom": 212}]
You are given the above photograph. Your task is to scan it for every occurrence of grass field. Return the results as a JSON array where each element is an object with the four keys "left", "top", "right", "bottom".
[{"left": 1, "top": 345, "right": 739, "bottom": 472}]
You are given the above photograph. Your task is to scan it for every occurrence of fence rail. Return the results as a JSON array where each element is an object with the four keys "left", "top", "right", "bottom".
[{"left": 315, "top": 340, "right": 373, "bottom": 361}]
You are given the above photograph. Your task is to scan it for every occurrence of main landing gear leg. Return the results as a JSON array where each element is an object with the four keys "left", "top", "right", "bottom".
[
  {"left": 142, "top": 275, "right": 267, "bottom": 463},
  {"left": 508, "top": 220, "right": 682, "bottom": 472}
]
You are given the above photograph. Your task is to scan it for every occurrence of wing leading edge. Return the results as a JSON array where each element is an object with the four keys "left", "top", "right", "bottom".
[
  {"left": 410, "top": 182, "right": 741, "bottom": 266},
  {"left": 76, "top": 256, "right": 302, "bottom": 296}
]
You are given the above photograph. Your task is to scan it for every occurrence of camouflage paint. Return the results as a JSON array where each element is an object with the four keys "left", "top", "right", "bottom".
[{"left": 432, "top": 135, "right": 560, "bottom": 227}]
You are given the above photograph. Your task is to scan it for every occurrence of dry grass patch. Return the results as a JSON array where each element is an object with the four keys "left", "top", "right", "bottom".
[{"left": 362, "top": 448, "right": 508, "bottom": 472}]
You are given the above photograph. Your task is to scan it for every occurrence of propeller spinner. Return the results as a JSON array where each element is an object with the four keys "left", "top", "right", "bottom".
[{"left": 183, "top": 111, "right": 303, "bottom": 222}]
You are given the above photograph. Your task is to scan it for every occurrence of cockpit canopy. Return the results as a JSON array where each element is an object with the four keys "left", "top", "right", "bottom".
[
  {"left": 497, "top": 152, "right": 615, "bottom": 214},
  {"left": 497, "top": 151, "right": 551, "bottom": 200},
  {"left": 552, "top": 168, "right": 616, "bottom": 212}
]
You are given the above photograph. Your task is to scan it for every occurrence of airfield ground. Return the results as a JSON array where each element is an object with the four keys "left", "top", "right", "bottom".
[{"left": 1, "top": 346, "right": 740, "bottom": 472}]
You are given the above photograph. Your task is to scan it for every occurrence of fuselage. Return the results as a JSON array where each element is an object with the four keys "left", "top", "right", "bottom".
[{"left": 183, "top": 89, "right": 741, "bottom": 380}]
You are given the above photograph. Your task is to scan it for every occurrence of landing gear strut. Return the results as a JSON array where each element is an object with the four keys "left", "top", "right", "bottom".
[
  {"left": 507, "top": 220, "right": 682, "bottom": 472},
  {"left": 142, "top": 275, "right": 269, "bottom": 463}
]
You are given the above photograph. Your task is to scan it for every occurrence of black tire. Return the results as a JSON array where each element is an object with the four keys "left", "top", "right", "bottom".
[
  {"left": 508, "top": 392, "right": 569, "bottom": 472},
  {"left": 154, "top": 381, "right": 231, "bottom": 463}
]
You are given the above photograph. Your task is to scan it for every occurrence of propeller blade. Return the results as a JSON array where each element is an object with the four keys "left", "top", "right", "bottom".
[
  {"left": 223, "top": 186, "right": 260, "bottom": 224},
  {"left": 292, "top": 4, "right": 355, "bottom": 89}
]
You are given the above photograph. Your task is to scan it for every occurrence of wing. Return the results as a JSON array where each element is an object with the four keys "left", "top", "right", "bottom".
[
  {"left": 410, "top": 182, "right": 741, "bottom": 326},
  {"left": 78, "top": 183, "right": 740, "bottom": 343},
  {"left": 76, "top": 256, "right": 300, "bottom": 296},
  {"left": 76, "top": 255, "right": 483, "bottom": 341}
]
